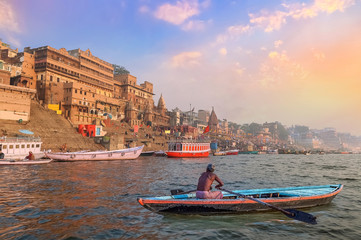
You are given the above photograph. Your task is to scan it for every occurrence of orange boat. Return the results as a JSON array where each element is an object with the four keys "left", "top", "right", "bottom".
[{"left": 166, "top": 140, "right": 210, "bottom": 158}]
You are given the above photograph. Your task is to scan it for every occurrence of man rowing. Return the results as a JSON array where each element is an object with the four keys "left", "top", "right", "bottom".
[{"left": 196, "top": 164, "right": 224, "bottom": 199}]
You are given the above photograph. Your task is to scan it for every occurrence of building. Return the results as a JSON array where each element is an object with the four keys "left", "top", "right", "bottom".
[
  {"left": 0, "top": 83, "right": 36, "bottom": 121},
  {"left": 208, "top": 107, "right": 219, "bottom": 133}
]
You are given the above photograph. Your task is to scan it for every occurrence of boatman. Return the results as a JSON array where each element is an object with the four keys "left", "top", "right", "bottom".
[
  {"left": 25, "top": 151, "right": 35, "bottom": 160},
  {"left": 196, "top": 164, "right": 224, "bottom": 199}
]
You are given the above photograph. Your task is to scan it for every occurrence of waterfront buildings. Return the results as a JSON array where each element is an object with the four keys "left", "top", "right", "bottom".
[{"left": 0, "top": 40, "right": 169, "bottom": 128}]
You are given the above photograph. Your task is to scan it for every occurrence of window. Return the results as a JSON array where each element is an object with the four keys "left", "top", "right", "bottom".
[
  {"left": 21, "top": 145, "right": 25, "bottom": 149},
  {"left": 36, "top": 144, "right": 39, "bottom": 148},
  {"left": 57, "top": 77, "right": 60, "bottom": 82},
  {"left": 50, "top": 76, "right": 53, "bottom": 81}
]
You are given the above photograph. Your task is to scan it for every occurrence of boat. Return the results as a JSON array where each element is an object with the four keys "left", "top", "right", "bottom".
[
  {"left": 137, "top": 184, "right": 343, "bottom": 214},
  {"left": 166, "top": 140, "right": 210, "bottom": 158},
  {"left": 140, "top": 151, "right": 155, "bottom": 156},
  {"left": 154, "top": 150, "right": 167, "bottom": 157},
  {"left": 213, "top": 151, "right": 226, "bottom": 156},
  {"left": 0, "top": 159, "right": 53, "bottom": 165},
  {"left": 0, "top": 137, "right": 44, "bottom": 160},
  {"left": 239, "top": 151, "right": 259, "bottom": 154},
  {"left": 45, "top": 145, "right": 144, "bottom": 161},
  {"left": 226, "top": 149, "right": 239, "bottom": 155}
]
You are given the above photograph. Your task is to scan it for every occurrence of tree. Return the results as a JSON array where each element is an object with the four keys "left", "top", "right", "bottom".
[{"left": 113, "top": 64, "right": 130, "bottom": 75}]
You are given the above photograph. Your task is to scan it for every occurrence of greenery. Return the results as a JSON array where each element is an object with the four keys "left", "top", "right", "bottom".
[{"left": 113, "top": 64, "right": 130, "bottom": 75}]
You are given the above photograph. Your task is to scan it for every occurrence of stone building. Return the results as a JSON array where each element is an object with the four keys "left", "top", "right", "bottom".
[
  {"left": 0, "top": 83, "right": 36, "bottom": 121},
  {"left": 0, "top": 40, "right": 37, "bottom": 89},
  {"left": 1, "top": 40, "right": 170, "bottom": 129}
]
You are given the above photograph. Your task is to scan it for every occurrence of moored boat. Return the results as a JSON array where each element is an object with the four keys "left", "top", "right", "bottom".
[
  {"left": 226, "top": 149, "right": 239, "bottom": 155},
  {"left": 166, "top": 140, "right": 210, "bottom": 158},
  {"left": 0, "top": 159, "right": 53, "bottom": 165},
  {"left": 213, "top": 151, "right": 226, "bottom": 156},
  {"left": 154, "top": 150, "right": 167, "bottom": 157},
  {"left": 140, "top": 151, "right": 155, "bottom": 156},
  {"left": 137, "top": 184, "right": 343, "bottom": 214},
  {"left": 0, "top": 137, "right": 44, "bottom": 160},
  {"left": 45, "top": 145, "right": 144, "bottom": 161}
]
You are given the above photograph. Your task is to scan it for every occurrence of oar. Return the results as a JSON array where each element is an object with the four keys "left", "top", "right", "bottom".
[
  {"left": 170, "top": 189, "right": 197, "bottom": 195},
  {"left": 220, "top": 188, "right": 317, "bottom": 225}
]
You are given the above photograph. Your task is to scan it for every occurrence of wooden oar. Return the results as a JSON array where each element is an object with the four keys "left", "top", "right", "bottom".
[
  {"left": 170, "top": 189, "right": 197, "bottom": 195},
  {"left": 220, "top": 188, "right": 317, "bottom": 225}
]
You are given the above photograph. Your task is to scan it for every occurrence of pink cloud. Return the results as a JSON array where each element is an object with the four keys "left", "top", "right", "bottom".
[
  {"left": 171, "top": 51, "right": 202, "bottom": 68},
  {"left": 154, "top": 0, "right": 200, "bottom": 25}
]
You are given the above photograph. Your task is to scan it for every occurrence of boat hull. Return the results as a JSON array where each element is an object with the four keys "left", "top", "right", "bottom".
[
  {"left": 45, "top": 145, "right": 144, "bottom": 161},
  {"left": 0, "top": 159, "right": 53, "bottom": 165},
  {"left": 226, "top": 150, "right": 239, "bottom": 155},
  {"left": 166, "top": 150, "right": 209, "bottom": 158},
  {"left": 138, "top": 184, "right": 343, "bottom": 214}
]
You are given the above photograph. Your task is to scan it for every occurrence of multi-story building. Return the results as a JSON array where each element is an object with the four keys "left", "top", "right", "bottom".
[{"left": 0, "top": 40, "right": 37, "bottom": 89}]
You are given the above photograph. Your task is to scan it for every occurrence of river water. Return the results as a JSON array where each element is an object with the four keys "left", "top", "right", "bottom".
[{"left": 0, "top": 154, "right": 360, "bottom": 239}]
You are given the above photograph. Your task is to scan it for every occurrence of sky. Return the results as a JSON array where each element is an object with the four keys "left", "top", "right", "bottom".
[{"left": 1, "top": 0, "right": 361, "bottom": 135}]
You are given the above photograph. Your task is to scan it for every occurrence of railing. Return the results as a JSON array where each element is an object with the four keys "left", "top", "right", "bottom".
[
  {"left": 167, "top": 139, "right": 210, "bottom": 144},
  {"left": 0, "top": 137, "right": 42, "bottom": 143}
]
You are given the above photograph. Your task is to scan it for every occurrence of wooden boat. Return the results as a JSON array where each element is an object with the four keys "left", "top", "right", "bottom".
[
  {"left": 226, "top": 149, "right": 239, "bottom": 155},
  {"left": 166, "top": 140, "right": 210, "bottom": 158},
  {"left": 154, "top": 150, "right": 167, "bottom": 157},
  {"left": 213, "top": 151, "right": 226, "bottom": 156},
  {"left": 45, "top": 145, "right": 144, "bottom": 161},
  {"left": 137, "top": 184, "right": 343, "bottom": 214},
  {"left": 0, "top": 159, "right": 53, "bottom": 165},
  {"left": 140, "top": 151, "right": 155, "bottom": 156}
]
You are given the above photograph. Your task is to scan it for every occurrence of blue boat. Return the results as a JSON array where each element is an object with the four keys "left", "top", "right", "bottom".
[{"left": 138, "top": 184, "right": 343, "bottom": 214}]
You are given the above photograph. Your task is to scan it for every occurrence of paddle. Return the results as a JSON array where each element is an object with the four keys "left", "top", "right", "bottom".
[
  {"left": 220, "top": 188, "right": 317, "bottom": 225},
  {"left": 170, "top": 189, "right": 197, "bottom": 195}
]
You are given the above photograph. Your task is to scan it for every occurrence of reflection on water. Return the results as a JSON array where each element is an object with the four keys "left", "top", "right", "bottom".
[{"left": 0, "top": 154, "right": 360, "bottom": 239}]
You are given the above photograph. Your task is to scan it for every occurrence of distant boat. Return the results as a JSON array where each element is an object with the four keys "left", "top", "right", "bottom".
[
  {"left": 154, "top": 150, "right": 167, "bottom": 157},
  {"left": 0, "top": 159, "right": 53, "bottom": 165},
  {"left": 226, "top": 149, "right": 239, "bottom": 155},
  {"left": 239, "top": 151, "right": 258, "bottom": 154},
  {"left": 213, "top": 151, "right": 226, "bottom": 156},
  {"left": 45, "top": 145, "right": 144, "bottom": 161},
  {"left": 0, "top": 137, "right": 44, "bottom": 160},
  {"left": 140, "top": 151, "right": 155, "bottom": 156},
  {"left": 166, "top": 140, "right": 210, "bottom": 158}
]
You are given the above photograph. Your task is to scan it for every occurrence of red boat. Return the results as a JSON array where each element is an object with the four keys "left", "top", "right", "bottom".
[
  {"left": 226, "top": 149, "right": 239, "bottom": 155},
  {"left": 166, "top": 140, "right": 210, "bottom": 158}
]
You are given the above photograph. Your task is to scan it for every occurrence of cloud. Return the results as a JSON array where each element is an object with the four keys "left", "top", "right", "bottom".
[
  {"left": 0, "top": 0, "right": 21, "bottom": 47},
  {"left": 249, "top": 10, "right": 288, "bottom": 32},
  {"left": 0, "top": 1, "right": 20, "bottom": 32},
  {"left": 219, "top": 48, "right": 227, "bottom": 56},
  {"left": 274, "top": 40, "right": 283, "bottom": 48},
  {"left": 215, "top": 24, "right": 250, "bottom": 44},
  {"left": 171, "top": 51, "right": 202, "bottom": 68},
  {"left": 213, "top": 0, "right": 356, "bottom": 48},
  {"left": 259, "top": 50, "right": 309, "bottom": 87},
  {"left": 139, "top": 5, "right": 150, "bottom": 14},
  {"left": 154, "top": 0, "right": 200, "bottom": 25},
  {"left": 181, "top": 19, "right": 208, "bottom": 31}
]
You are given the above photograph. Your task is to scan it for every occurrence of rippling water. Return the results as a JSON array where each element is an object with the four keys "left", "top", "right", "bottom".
[{"left": 0, "top": 154, "right": 360, "bottom": 239}]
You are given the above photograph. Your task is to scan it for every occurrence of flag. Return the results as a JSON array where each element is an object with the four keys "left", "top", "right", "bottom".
[{"left": 203, "top": 125, "right": 210, "bottom": 134}]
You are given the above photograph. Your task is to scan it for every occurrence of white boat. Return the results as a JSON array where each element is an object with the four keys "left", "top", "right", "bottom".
[
  {"left": 0, "top": 137, "right": 44, "bottom": 160},
  {"left": 45, "top": 145, "right": 144, "bottom": 161},
  {"left": 0, "top": 159, "right": 53, "bottom": 165}
]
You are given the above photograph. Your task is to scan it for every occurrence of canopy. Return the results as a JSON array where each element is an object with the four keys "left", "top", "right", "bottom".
[{"left": 19, "top": 129, "right": 34, "bottom": 135}]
